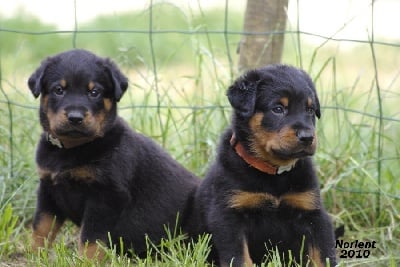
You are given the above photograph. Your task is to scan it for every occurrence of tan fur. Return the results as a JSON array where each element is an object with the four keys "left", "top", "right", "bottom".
[
  {"left": 47, "top": 109, "right": 69, "bottom": 135},
  {"left": 60, "top": 79, "right": 67, "bottom": 88},
  {"left": 308, "top": 245, "right": 324, "bottom": 267},
  {"left": 32, "top": 213, "right": 62, "bottom": 251},
  {"left": 37, "top": 167, "right": 57, "bottom": 180},
  {"left": 229, "top": 190, "right": 320, "bottom": 211},
  {"left": 79, "top": 241, "right": 105, "bottom": 260},
  {"left": 249, "top": 112, "right": 317, "bottom": 167},
  {"left": 88, "top": 81, "right": 95, "bottom": 91},
  {"left": 103, "top": 98, "right": 113, "bottom": 112},
  {"left": 94, "top": 110, "right": 107, "bottom": 137},
  {"left": 41, "top": 95, "right": 49, "bottom": 111},
  {"left": 249, "top": 113, "right": 298, "bottom": 167},
  {"left": 281, "top": 191, "right": 320, "bottom": 211},
  {"left": 68, "top": 166, "right": 96, "bottom": 182},
  {"left": 47, "top": 105, "right": 107, "bottom": 143},
  {"left": 280, "top": 97, "right": 289, "bottom": 107},
  {"left": 38, "top": 166, "right": 96, "bottom": 183},
  {"left": 307, "top": 97, "right": 313, "bottom": 107},
  {"left": 229, "top": 190, "right": 279, "bottom": 209},
  {"left": 243, "top": 239, "right": 254, "bottom": 267}
]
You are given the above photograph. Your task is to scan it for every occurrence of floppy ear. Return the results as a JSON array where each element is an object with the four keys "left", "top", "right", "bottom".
[
  {"left": 104, "top": 59, "right": 128, "bottom": 102},
  {"left": 302, "top": 70, "right": 321, "bottom": 119},
  {"left": 314, "top": 93, "right": 321, "bottom": 119},
  {"left": 227, "top": 70, "right": 260, "bottom": 118},
  {"left": 28, "top": 59, "right": 50, "bottom": 98}
]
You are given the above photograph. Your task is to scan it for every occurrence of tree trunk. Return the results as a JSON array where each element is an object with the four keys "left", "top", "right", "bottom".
[{"left": 238, "top": 0, "right": 289, "bottom": 73}]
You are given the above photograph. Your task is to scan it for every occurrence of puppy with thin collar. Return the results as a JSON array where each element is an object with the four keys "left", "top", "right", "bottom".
[
  {"left": 29, "top": 49, "right": 200, "bottom": 259},
  {"left": 187, "top": 64, "right": 336, "bottom": 266}
]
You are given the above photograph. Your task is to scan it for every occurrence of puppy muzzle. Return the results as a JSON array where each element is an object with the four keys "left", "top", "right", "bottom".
[
  {"left": 67, "top": 110, "right": 85, "bottom": 125},
  {"left": 296, "top": 129, "right": 315, "bottom": 147}
]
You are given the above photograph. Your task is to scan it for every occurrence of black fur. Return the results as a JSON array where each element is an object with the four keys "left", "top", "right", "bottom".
[
  {"left": 186, "top": 65, "right": 336, "bottom": 266},
  {"left": 29, "top": 49, "right": 200, "bottom": 257}
]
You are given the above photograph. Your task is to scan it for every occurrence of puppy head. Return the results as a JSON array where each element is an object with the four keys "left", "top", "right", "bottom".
[
  {"left": 227, "top": 64, "right": 320, "bottom": 166},
  {"left": 28, "top": 49, "right": 128, "bottom": 143}
]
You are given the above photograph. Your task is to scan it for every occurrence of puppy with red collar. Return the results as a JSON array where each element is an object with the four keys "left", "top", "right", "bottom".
[{"left": 187, "top": 65, "right": 336, "bottom": 266}]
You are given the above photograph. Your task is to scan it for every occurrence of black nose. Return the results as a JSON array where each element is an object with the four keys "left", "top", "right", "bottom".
[
  {"left": 67, "top": 111, "right": 84, "bottom": 125},
  {"left": 296, "top": 129, "right": 314, "bottom": 146}
]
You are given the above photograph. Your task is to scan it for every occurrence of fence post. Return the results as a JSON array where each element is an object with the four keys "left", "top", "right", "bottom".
[{"left": 238, "top": 0, "right": 288, "bottom": 73}]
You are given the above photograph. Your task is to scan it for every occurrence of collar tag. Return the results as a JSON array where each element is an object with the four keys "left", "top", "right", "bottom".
[
  {"left": 277, "top": 163, "right": 295, "bottom": 174},
  {"left": 47, "top": 133, "right": 63, "bottom": 148}
]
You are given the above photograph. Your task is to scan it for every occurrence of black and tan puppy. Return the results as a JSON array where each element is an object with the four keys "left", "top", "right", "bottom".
[
  {"left": 28, "top": 49, "right": 200, "bottom": 258},
  {"left": 188, "top": 65, "right": 336, "bottom": 266}
]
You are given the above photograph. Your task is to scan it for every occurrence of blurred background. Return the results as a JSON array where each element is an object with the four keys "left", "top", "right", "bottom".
[{"left": 0, "top": 0, "right": 399, "bottom": 266}]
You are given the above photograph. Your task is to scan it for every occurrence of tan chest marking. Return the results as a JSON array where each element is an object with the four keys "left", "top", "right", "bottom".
[
  {"left": 37, "top": 165, "right": 96, "bottom": 183},
  {"left": 228, "top": 189, "right": 320, "bottom": 211}
]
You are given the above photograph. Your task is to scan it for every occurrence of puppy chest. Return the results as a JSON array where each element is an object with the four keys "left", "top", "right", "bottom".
[{"left": 40, "top": 177, "right": 91, "bottom": 225}]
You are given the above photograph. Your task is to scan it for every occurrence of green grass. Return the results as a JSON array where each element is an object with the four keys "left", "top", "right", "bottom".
[{"left": 1, "top": 3, "right": 400, "bottom": 267}]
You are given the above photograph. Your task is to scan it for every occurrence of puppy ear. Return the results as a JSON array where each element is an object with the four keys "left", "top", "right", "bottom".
[
  {"left": 314, "top": 94, "right": 321, "bottom": 119},
  {"left": 28, "top": 59, "right": 50, "bottom": 98},
  {"left": 227, "top": 70, "right": 260, "bottom": 118},
  {"left": 302, "top": 70, "right": 321, "bottom": 119},
  {"left": 104, "top": 59, "right": 128, "bottom": 102}
]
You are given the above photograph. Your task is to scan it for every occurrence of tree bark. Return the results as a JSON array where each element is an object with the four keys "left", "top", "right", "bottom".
[{"left": 238, "top": 0, "right": 289, "bottom": 73}]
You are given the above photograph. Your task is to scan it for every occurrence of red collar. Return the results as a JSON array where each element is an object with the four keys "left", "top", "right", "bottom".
[{"left": 230, "top": 134, "right": 294, "bottom": 175}]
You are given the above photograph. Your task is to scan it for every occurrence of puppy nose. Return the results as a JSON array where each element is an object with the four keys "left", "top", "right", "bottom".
[
  {"left": 67, "top": 111, "right": 84, "bottom": 125},
  {"left": 296, "top": 129, "right": 314, "bottom": 146}
]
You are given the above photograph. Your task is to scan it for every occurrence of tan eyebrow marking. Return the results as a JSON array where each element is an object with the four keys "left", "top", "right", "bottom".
[
  {"left": 60, "top": 79, "right": 67, "bottom": 88},
  {"left": 88, "top": 81, "right": 95, "bottom": 91}
]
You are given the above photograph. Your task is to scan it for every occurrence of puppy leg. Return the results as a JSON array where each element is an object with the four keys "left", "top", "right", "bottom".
[
  {"left": 209, "top": 211, "right": 251, "bottom": 267},
  {"left": 32, "top": 181, "right": 65, "bottom": 251},
  {"left": 242, "top": 238, "right": 254, "bottom": 267},
  {"left": 306, "top": 211, "right": 337, "bottom": 267},
  {"left": 78, "top": 230, "right": 105, "bottom": 260},
  {"left": 216, "top": 233, "right": 253, "bottom": 267},
  {"left": 78, "top": 198, "right": 123, "bottom": 259},
  {"left": 32, "top": 212, "right": 63, "bottom": 251},
  {"left": 308, "top": 245, "right": 324, "bottom": 267}
]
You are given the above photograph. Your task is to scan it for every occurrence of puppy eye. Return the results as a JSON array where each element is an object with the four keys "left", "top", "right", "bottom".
[
  {"left": 306, "top": 107, "right": 315, "bottom": 115},
  {"left": 272, "top": 106, "right": 285, "bottom": 115},
  {"left": 53, "top": 85, "right": 65, "bottom": 96},
  {"left": 88, "top": 88, "right": 101, "bottom": 98}
]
